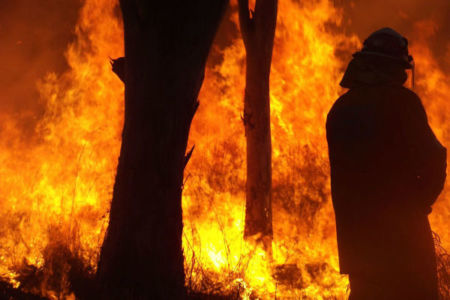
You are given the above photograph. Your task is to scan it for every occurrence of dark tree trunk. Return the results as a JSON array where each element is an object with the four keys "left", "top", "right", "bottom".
[
  {"left": 239, "top": 0, "right": 277, "bottom": 242},
  {"left": 96, "top": 1, "right": 228, "bottom": 299}
]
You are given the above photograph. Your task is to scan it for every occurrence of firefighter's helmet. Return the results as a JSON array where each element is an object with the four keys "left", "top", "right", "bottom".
[{"left": 353, "top": 27, "right": 414, "bottom": 69}]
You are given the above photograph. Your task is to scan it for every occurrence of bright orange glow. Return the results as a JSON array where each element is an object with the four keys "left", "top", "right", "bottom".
[
  {"left": 0, "top": 0, "right": 123, "bottom": 297},
  {"left": 0, "top": 0, "right": 448, "bottom": 299}
]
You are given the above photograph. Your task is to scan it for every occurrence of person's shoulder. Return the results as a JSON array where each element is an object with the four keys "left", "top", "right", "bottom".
[
  {"left": 387, "top": 86, "right": 428, "bottom": 120},
  {"left": 394, "top": 85, "right": 420, "bottom": 99},
  {"left": 329, "top": 88, "right": 364, "bottom": 112},
  {"left": 327, "top": 90, "right": 353, "bottom": 124},
  {"left": 328, "top": 91, "right": 349, "bottom": 113},
  {"left": 391, "top": 86, "right": 424, "bottom": 108},
  {"left": 332, "top": 89, "right": 356, "bottom": 106}
]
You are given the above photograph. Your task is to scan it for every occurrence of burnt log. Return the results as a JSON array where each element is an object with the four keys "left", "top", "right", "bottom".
[{"left": 96, "top": 1, "right": 228, "bottom": 299}]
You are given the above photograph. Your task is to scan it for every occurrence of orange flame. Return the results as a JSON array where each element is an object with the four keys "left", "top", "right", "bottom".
[
  {"left": 0, "top": 0, "right": 123, "bottom": 297},
  {"left": 0, "top": 0, "right": 448, "bottom": 299}
]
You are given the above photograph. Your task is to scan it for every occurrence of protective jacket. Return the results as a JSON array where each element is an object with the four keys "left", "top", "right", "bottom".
[{"left": 326, "top": 57, "right": 446, "bottom": 295}]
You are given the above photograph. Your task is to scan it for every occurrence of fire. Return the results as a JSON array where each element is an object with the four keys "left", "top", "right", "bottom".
[
  {"left": 0, "top": 0, "right": 448, "bottom": 299},
  {"left": 0, "top": 0, "right": 123, "bottom": 297},
  {"left": 412, "top": 21, "right": 450, "bottom": 252},
  {"left": 183, "top": 1, "right": 355, "bottom": 298}
]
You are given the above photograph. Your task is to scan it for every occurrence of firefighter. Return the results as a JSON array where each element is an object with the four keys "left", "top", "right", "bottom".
[{"left": 326, "top": 28, "right": 446, "bottom": 300}]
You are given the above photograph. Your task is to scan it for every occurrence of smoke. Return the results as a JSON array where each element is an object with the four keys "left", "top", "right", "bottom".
[
  {"left": 339, "top": 0, "right": 450, "bottom": 70},
  {"left": 0, "top": 0, "right": 82, "bottom": 138}
]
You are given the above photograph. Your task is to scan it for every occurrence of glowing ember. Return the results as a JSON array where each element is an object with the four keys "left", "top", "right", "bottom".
[{"left": 0, "top": 0, "right": 448, "bottom": 299}]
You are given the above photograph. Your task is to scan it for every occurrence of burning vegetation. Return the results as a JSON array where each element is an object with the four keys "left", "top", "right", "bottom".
[{"left": 0, "top": 0, "right": 449, "bottom": 299}]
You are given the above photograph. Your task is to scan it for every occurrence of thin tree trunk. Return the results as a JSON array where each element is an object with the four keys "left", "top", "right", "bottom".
[
  {"left": 239, "top": 0, "right": 277, "bottom": 243},
  {"left": 96, "top": 1, "right": 228, "bottom": 299}
]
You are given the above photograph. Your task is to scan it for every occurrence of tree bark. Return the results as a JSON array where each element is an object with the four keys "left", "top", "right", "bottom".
[
  {"left": 239, "top": 0, "right": 277, "bottom": 242},
  {"left": 96, "top": 1, "right": 228, "bottom": 299}
]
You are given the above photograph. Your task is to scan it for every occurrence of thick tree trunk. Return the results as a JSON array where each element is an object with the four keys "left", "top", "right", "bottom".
[
  {"left": 239, "top": 0, "right": 277, "bottom": 242},
  {"left": 96, "top": 1, "right": 228, "bottom": 299}
]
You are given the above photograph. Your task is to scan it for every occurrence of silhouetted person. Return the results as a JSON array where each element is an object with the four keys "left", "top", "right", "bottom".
[{"left": 326, "top": 28, "right": 446, "bottom": 300}]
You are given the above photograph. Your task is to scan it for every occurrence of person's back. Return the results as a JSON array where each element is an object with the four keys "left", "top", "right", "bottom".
[{"left": 326, "top": 28, "right": 446, "bottom": 300}]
